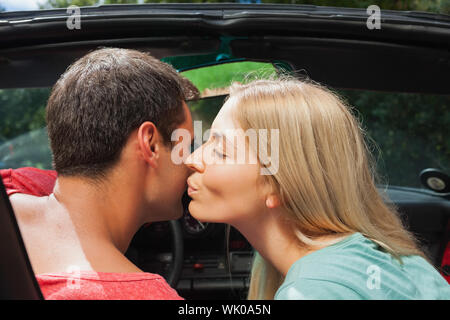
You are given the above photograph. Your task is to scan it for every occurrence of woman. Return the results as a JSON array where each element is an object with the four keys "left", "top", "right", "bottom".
[{"left": 184, "top": 78, "right": 450, "bottom": 299}]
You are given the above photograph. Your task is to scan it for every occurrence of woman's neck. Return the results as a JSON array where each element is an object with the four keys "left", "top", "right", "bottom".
[
  {"left": 233, "top": 209, "right": 351, "bottom": 277},
  {"left": 232, "top": 209, "right": 312, "bottom": 277}
]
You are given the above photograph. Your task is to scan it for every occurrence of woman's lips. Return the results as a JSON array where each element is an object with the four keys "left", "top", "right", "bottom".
[
  {"left": 187, "top": 180, "right": 198, "bottom": 196},
  {"left": 187, "top": 186, "right": 197, "bottom": 196}
]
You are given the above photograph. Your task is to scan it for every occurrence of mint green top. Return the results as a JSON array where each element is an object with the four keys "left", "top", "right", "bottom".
[{"left": 275, "top": 232, "right": 450, "bottom": 300}]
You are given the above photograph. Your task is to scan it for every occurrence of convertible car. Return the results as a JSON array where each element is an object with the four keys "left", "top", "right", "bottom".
[{"left": 0, "top": 3, "right": 449, "bottom": 299}]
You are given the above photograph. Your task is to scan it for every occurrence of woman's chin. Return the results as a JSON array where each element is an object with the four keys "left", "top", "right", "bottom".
[
  {"left": 188, "top": 201, "right": 203, "bottom": 220},
  {"left": 188, "top": 201, "right": 215, "bottom": 223}
]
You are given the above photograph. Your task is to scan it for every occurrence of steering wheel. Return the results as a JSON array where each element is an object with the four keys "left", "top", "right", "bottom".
[
  {"left": 166, "top": 191, "right": 192, "bottom": 287},
  {"left": 166, "top": 219, "right": 184, "bottom": 287},
  {"left": 125, "top": 220, "right": 184, "bottom": 288},
  {"left": 125, "top": 193, "right": 189, "bottom": 289}
]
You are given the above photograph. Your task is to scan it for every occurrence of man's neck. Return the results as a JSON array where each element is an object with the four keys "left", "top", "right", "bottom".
[{"left": 52, "top": 173, "right": 145, "bottom": 254}]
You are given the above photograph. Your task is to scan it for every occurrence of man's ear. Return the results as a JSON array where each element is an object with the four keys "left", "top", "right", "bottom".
[{"left": 137, "top": 121, "right": 160, "bottom": 169}]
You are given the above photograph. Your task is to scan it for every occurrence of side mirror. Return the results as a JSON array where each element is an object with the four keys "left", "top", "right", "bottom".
[{"left": 420, "top": 168, "right": 450, "bottom": 196}]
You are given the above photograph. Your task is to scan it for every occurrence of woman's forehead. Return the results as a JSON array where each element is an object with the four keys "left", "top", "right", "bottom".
[{"left": 211, "top": 98, "right": 238, "bottom": 131}]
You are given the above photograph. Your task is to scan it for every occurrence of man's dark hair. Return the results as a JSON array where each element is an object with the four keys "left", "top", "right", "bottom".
[{"left": 46, "top": 48, "right": 197, "bottom": 179}]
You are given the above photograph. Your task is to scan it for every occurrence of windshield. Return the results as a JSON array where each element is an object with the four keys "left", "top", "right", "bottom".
[
  {"left": 0, "top": 86, "right": 448, "bottom": 189},
  {"left": 0, "top": 0, "right": 448, "bottom": 15}
]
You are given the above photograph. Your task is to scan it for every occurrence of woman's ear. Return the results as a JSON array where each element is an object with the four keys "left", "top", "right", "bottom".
[
  {"left": 260, "top": 178, "right": 281, "bottom": 209},
  {"left": 138, "top": 121, "right": 160, "bottom": 169},
  {"left": 265, "top": 194, "right": 281, "bottom": 209}
]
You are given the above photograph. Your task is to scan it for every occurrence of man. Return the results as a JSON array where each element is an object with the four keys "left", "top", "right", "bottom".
[{"left": 0, "top": 48, "right": 197, "bottom": 299}]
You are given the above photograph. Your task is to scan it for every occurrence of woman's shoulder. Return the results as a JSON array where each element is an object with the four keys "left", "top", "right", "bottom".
[
  {"left": 281, "top": 232, "right": 377, "bottom": 282},
  {"left": 276, "top": 232, "right": 450, "bottom": 300},
  {"left": 275, "top": 232, "right": 373, "bottom": 299},
  {"left": 275, "top": 277, "right": 364, "bottom": 300}
]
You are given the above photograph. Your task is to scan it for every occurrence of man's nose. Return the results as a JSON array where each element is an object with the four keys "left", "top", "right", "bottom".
[{"left": 184, "top": 145, "right": 205, "bottom": 173}]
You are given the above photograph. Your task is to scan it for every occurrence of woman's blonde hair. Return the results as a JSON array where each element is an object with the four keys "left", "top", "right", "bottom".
[{"left": 227, "top": 78, "right": 426, "bottom": 300}]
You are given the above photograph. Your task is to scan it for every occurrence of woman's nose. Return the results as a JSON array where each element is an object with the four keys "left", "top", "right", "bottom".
[{"left": 184, "top": 145, "right": 205, "bottom": 173}]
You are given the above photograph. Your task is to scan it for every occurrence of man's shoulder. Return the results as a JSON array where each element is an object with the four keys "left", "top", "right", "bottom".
[
  {"left": 9, "top": 193, "right": 48, "bottom": 222},
  {"left": 36, "top": 271, "right": 183, "bottom": 300},
  {"left": 1, "top": 167, "right": 57, "bottom": 197}
]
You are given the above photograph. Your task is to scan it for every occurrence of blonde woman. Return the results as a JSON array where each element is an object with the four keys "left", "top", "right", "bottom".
[{"left": 184, "top": 79, "right": 450, "bottom": 300}]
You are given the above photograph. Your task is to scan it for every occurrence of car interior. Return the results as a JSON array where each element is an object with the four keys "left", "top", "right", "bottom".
[{"left": 0, "top": 4, "right": 449, "bottom": 300}]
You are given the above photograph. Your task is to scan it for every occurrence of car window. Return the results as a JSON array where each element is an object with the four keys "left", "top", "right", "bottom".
[
  {"left": 0, "top": 87, "right": 227, "bottom": 171},
  {"left": 0, "top": 88, "right": 52, "bottom": 170},
  {"left": 336, "top": 89, "right": 449, "bottom": 188},
  {"left": 0, "top": 86, "right": 448, "bottom": 190}
]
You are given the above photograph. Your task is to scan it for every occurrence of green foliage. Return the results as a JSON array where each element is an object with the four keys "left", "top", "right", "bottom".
[
  {"left": 39, "top": 0, "right": 99, "bottom": 9},
  {"left": 336, "top": 89, "right": 450, "bottom": 187},
  {"left": 143, "top": 0, "right": 235, "bottom": 3},
  {"left": 0, "top": 88, "right": 50, "bottom": 142},
  {"left": 260, "top": 0, "right": 449, "bottom": 14},
  {"left": 181, "top": 61, "right": 276, "bottom": 93},
  {"left": 0, "top": 88, "right": 52, "bottom": 169}
]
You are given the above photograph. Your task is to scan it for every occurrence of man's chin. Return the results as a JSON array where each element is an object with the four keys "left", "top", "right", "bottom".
[
  {"left": 163, "top": 204, "right": 184, "bottom": 221},
  {"left": 147, "top": 204, "right": 183, "bottom": 223},
  {"left": 172, "top": 203, "right": 184, "bottom": 220}
]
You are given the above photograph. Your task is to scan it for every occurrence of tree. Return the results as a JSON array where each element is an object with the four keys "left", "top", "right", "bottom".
[{"left": 39, "top": 0, "right": 99, "bottom": 9}]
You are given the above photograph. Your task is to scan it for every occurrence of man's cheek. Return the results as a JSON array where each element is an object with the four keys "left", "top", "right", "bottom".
[{"left": 170, "top": 130, "right": 192, "bottom": 164}]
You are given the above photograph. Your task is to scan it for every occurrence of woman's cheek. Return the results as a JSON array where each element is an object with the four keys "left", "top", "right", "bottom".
[
  {"left": 202, "top": 164, "right": 260, "bottom": 218},
  {"left": 202, "top": 164, "right": 239, "bottom": 196},
  {"left": 186, "top": 166, "right": 233, "bottom": 222}
]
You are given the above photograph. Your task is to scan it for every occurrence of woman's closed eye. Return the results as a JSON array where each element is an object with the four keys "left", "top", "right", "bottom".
[{"left": 214, "top": 148, "right": 227, "bottom": 159}]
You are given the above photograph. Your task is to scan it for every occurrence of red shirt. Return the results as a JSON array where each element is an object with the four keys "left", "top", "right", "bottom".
[
  {"left": 36, "top": 271, "right": 183, "bottom": 300},
  {"left": 0, "top": 167, "right": 183, "bottom": 300},
  {"left": 1, "top": 167, "right": 57, "bottom": 197}
]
